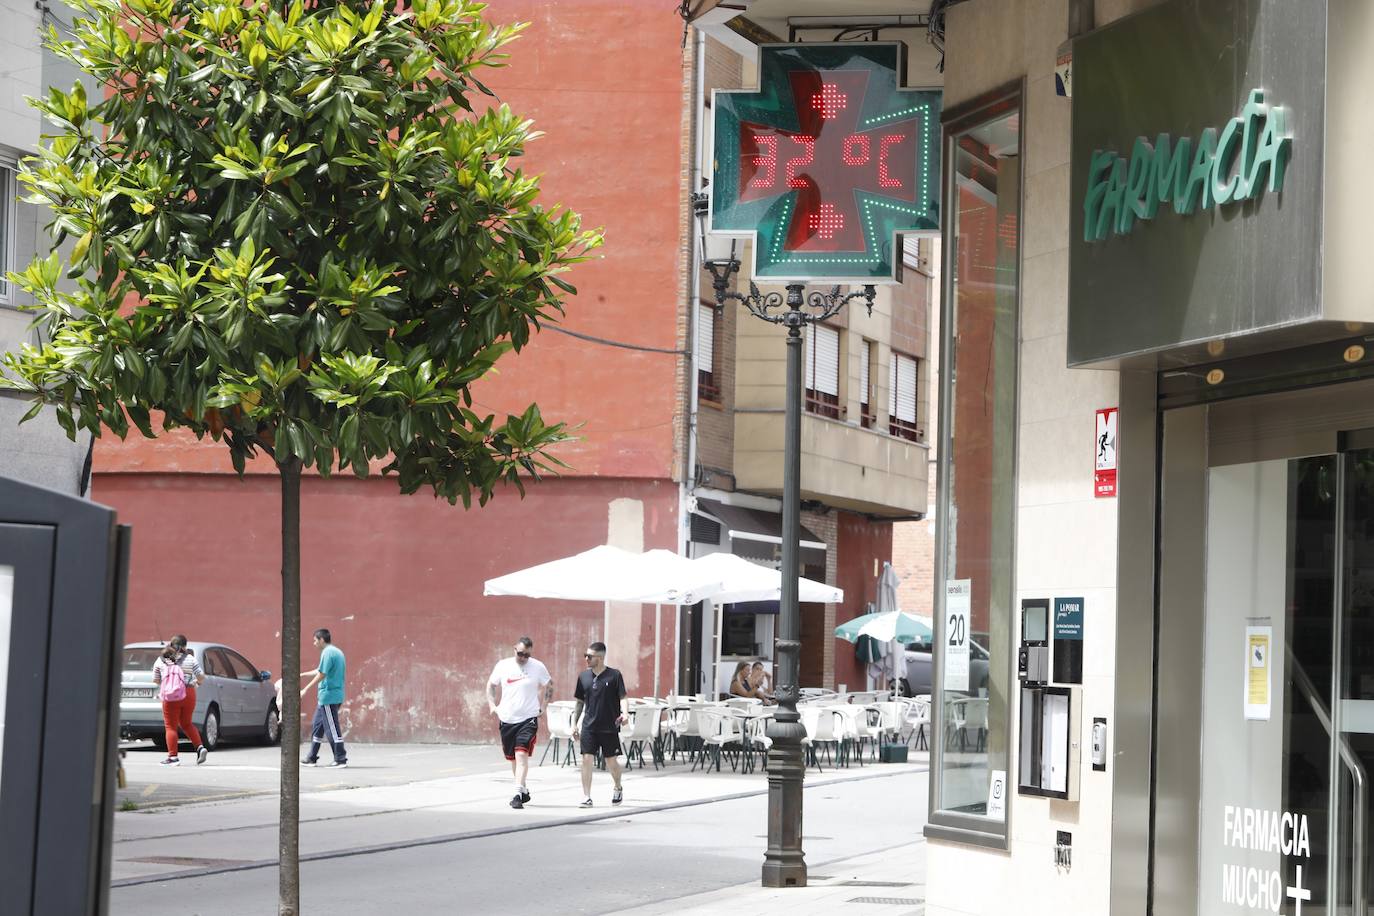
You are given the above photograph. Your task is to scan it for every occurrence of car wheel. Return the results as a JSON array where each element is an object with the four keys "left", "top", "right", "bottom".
[
  {"left": 262, "top": 704, "right": 281, "bottom": 745},
  {"left": 202, "top": 705, "right": 221, "bottom": 751}
]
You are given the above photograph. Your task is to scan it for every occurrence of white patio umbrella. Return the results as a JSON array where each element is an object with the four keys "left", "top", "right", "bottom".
[
  {"left": 688, "top": 551, "right": 843, "bottom": 701},
  {"left": 691, "top": 551, "right": 844, "bottom": 604},
  {"left": 483, "top": 545, "right": 727, "bottom": 697}
]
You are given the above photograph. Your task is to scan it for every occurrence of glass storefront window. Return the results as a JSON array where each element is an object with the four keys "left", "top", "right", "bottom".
[{"left": 929, "top": 88, "right": 1021, "bottom": 842}]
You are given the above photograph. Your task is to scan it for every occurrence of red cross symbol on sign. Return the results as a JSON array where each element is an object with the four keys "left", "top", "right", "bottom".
[{"left": 736, "top": 69, "right": 918, "bottom": 254}]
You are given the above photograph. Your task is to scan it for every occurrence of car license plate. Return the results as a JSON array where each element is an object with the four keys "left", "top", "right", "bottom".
[{"left": 122, "top": 687, "right": 154, "bottom": 699}]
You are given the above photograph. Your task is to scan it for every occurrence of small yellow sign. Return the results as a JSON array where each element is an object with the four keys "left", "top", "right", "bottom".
[{"left": 1245, "top": 625, "right": 1272, "bottom": 720}]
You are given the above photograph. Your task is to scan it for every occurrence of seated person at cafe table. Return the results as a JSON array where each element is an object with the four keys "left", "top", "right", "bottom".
[
  {"left": 748, "top": 661, "right": 776, "bottom": 703},
  {"left": 729, "top": 662, "right": 776, "bottom": 704}
]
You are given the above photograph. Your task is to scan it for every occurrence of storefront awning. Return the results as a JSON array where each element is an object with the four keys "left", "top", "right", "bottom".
[{"left": 692, "top": 497, "right": 827, "bottom": 570}]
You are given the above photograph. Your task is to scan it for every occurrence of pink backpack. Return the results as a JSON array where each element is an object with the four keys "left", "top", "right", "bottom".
[{"left": 160, "top": 658, "right": 187, "bottom": 702}]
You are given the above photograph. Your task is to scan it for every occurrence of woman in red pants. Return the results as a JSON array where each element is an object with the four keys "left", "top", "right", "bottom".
[{"left": 152, "top": 635, "right": 209, "bottom": 766}]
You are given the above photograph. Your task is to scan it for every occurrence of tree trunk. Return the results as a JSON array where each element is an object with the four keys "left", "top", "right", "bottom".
[{"left": 278, "top": 457, "right": 302, "bottom": 916}]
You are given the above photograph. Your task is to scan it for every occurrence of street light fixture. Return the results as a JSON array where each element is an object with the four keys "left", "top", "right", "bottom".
[{"left": 698, "top": 220, "right": 873, "bottom": 886}]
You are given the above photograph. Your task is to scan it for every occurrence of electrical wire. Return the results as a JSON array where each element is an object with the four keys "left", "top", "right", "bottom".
[{"left": 544, "top": 323, "right": 688, "bottom": 355}]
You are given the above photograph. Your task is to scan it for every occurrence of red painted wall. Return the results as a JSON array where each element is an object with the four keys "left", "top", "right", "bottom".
[
  {"left": 833, "top": 512, "right": 894, "bottom": 691},
  {"left": 101, "top": 474, "right": 678, "bottom": 742},
  {"left": 95, "top": 0, "right": 687, "bottom": 481},
  {"left": 92, "top": 2, "right": 690, "bottom": 742}
]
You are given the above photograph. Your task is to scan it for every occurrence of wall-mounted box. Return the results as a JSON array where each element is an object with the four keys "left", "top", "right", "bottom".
[{"left": 1018, "top": 685, "right": 1081, "bottom": 800}]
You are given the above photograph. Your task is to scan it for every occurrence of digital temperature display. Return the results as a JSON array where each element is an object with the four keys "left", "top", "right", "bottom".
[{"left": 710, "top": 44, "right": 941, "bottom": 282}]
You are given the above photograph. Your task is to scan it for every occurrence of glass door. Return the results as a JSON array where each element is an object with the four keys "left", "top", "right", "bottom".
[{"left": 1196, "top": 443, "right": 1374, "bottom": 915}]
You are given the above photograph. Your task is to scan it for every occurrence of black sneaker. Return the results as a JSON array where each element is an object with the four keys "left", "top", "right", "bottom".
[
  {"left": 520, "top": 789, "right": 531, "bottom": 803},
  {"left": 510, "top": 792, "right": 525, "bottom": 810},
  {"left": 612, "top": 786, "right": 623, "bottom": 806},
  {"left": 196, "top": 746, "right": 208, "bottom": 765},
  {"left": 301, "top": 758, "right": 318, "bottom": 767},
  {"left": 579, "top": 797, "right": 593, "bottom": 808}
]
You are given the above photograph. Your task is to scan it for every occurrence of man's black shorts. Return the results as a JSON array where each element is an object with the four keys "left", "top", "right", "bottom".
[
  {"left": 579, "top": 729, "right": 622, "bottom": 758},
  {"left": 499, "top": 717, "right": 539, "bottom": 760}
]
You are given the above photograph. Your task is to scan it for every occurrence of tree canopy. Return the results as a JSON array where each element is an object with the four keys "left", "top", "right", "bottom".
[{"left": 3, "top": 0, "right": 601, "bottom": 505}]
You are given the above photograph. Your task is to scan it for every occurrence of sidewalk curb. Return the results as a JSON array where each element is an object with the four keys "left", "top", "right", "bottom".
[{"left": 112, "top": 765, "right": 927, "bottom": 889}]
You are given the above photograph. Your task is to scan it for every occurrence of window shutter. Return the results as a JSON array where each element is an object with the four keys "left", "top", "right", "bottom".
[
  {"left": 810, "top": 324, "right": 840, "bottom": 396},
  {"left": 892, "top": 353, "right": 918, "bottom": 423},
  {"left": 859, "top": 339, "right": 871, "bottom": 407},
  {"left": 696, "top": 304, "right": 715, "bottom": 374}
]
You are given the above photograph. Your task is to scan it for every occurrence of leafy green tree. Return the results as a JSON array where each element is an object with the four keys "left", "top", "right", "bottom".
[{"left": 1, "top": 1, "right": 600, "bottom": 911}]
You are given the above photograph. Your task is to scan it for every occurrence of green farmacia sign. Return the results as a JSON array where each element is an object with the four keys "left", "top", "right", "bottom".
[{"left": 1083, "top": 89, "right": 1292, "bottom": 242}]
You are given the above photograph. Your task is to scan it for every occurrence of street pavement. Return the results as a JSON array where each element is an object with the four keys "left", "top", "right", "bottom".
[{"left": 110, "top": 740, "right": 928, "bottom": 914}]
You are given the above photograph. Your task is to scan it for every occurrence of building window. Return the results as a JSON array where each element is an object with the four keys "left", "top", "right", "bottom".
[
  {"left": 859, "top": 339, "right": 875, "bottom": 428},
  {"left": 888, "top": 351, "right": 919, "bottom": 441},
  {"left": 696, "top": 301, "right": 721, "bottom": 402},
  {"left": 0, "top": 165, "right": 13, "bottom": 306},
  {"left": 805, "top": 322, "right": 841, "bottom": 419},
  {"left": 928, "top": 85, "right": 1021, "bottom": 848}
]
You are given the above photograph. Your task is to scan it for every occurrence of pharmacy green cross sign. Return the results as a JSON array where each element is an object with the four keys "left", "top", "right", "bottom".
[{"left": 709, "top": 43, "right": 941, "bottom": 283}]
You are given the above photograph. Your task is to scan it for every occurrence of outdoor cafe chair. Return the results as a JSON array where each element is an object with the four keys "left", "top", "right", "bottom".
[
  {"left": 741, "top": 710, "right": 773, "bottom": 773},
  {"left": 874, "top": 701, "right": 906, "bottom": 748},
  {"left": 799, "top": 705, "right": 843, "bottom": 771},
  {"left": 620, "top": 704, "right": 663, "bottom": 770},
  {"left": 906, "top": 695, "right": 932, "bottom": 750},
  {"left": 949, "top": 696, "right": 989, "bottom": 752},
  {"left": 693, "top": 707, "right": 745, "bottom": 773},
  {"left": 666, "top": 702, "right": 708, "bottom": 765},
  {"left": 541, "top": 701, "right": 578, "bottom": 767}
]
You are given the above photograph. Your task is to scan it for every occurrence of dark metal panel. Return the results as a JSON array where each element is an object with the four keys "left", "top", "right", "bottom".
[
  {"left": 1068, "top": 0, "right": 1328, "bottom": 366},
  {"left": 1151, "top": 407, "right": 1208, "bottom": 915},
  {"left": 1110, "top": 371, "right": 1158, "bottom": 916},
  {"left": 0, "top": 475, "right": 121, "bottom": 916},
  {"left": 0, "top": 522, "right": 57, "bottom": 916},
  {"left": 33, "top": 515, "right": 120, "bottom": 916}
]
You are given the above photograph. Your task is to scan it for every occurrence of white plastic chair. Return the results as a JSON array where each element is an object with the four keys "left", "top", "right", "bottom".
[
  {"left": 541, "top": 701, "right": 577, "bottom": 767},
  {"left": 666, "top": 703, "right": 706, "bottom": 764},
  {"left": 799, "top": 705, "right": 842, "bottom": 770},
  {"left": 694, "top": 707, "right": 745, "bottom": 772},
  {"left": 620, "top": 704, "right": 663, "bottom": 770},
  {"left": 907, "top": 695, "right": 932, "bottom": 750},
  {"left": 953, "top": 697, "right": 989, "bottom": 752}
]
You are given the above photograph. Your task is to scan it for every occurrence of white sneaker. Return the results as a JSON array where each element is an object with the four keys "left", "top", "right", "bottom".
[{"left": 159, "top": 757, "right": 180, "bottom": 766}]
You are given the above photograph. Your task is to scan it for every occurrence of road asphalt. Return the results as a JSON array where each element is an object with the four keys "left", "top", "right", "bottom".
[{"left": 110, "top": 740, "right": 929, "bottom": 914}]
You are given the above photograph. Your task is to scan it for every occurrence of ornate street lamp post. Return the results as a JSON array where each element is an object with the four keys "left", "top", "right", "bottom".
[{"left": 705, "top": 257, "right": 874, "bottom": 888}]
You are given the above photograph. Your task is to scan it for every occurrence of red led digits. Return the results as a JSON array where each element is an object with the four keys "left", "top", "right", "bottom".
[
  {"left": 811, "top": 84, "right": 847, "bottom": 120},
  {"left": 878, "top": 134, "right": 907, "bottom": 188},
  {"left": 786, "top": 136, "right": 815, "bottom": 188},
  {"left": 842, "top": 134, "right": 871, "bottom": 166},
  {"left": 808, "top": 203, "right": 844, "bottom": 240},
  {"left": 748, "top": 135, "right": 778, "bottom": 189}
]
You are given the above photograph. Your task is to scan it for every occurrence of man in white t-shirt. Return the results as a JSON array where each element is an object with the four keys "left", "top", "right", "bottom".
[{"left": 487, "top": 635, "right": 552, "bottom": 809}]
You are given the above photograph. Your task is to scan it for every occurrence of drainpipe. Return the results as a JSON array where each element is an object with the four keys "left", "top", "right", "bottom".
[{"left": 676, "top": 27, "right": 707, "bottom": 695}]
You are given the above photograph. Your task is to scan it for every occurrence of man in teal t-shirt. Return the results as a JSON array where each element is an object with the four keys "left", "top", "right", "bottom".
[{"left": 300, "top": 628, "right": 347, "bottom": 767}]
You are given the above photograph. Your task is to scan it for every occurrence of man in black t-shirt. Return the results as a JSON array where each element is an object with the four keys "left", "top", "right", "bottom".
[{"left": 572, "top": 641, "right": 628, "bottom": 807}]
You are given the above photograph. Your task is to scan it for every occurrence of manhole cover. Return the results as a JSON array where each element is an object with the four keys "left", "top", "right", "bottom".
[
  {"left": 122, "top": 856, "right": 254, "bottom": 867},
  {"left": 846, "top": 897, "right": 922, "bottom": 906}
]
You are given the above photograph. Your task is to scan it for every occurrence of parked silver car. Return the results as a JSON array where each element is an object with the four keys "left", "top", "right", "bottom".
[
  {"left": 902, "top": 638, "right": 991, "bottom": 698},
  {"left": 119, "top": 641, "right": 281, "bottom": 750}
]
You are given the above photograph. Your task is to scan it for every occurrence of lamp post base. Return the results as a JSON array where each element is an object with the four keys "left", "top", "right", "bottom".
[{"left": 761, "top": 711, "right": 807, "bottom": 888}]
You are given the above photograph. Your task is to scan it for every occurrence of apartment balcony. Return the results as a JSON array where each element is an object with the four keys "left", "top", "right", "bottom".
[{"left": 732, "top": 409, "right": 929, "bottom": 517}]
